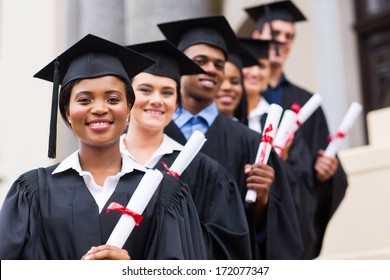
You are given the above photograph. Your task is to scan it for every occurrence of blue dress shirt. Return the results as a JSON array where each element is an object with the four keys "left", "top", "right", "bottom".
[
  {"left": 263, "top": 73, "right": 288, "bottom": 105},
  {"left": 173, "top": 102, "right": 219, "bottom": 140}
]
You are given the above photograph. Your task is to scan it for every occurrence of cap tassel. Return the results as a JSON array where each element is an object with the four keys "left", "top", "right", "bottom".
[
  {"left": 265, "top": 5, "right": 280, "bottom": 57},
  {"left": 48, "top": 59, "right": 60, "bottom": 159}
]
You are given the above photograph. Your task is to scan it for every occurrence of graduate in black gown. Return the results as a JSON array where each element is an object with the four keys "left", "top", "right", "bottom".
[
  {"left": 244, "top": 0, "right": 349, "bottom": 259},
  {"left": 123, "top": 40, "right": 251, "bottom": 259},
  {"left": 214, "top": 40, "right": 259, "bottom": 125},
  {"left": 238, "top": 39, "right": 273, "bottom": 135},
  {"left": 158, "top": 16, "right": 304, "bottom": 259},
  {"left": 0, "top": 34, "right": 207, "bottom": 260}
]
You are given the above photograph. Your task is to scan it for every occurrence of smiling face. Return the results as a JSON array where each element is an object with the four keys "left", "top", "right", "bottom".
[
  {"left": 242, "top": 58, "right": 271, "bottom": 97},
  {"left": 181, "top": 44, "right": 225, "bottom": 104},
  {"left": 131, "top": 72, "right": 177, "bottom": 132},
  {"left": 66, "top": 75, "right": 130, "bottom": 149},
  {"left": 215, "top": 61, "right": 243, "bottom": 118}
]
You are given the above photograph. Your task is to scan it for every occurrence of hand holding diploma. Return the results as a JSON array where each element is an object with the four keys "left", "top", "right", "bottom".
[
  {"left": 324, "top": 102, "right": 362, "bottom": 156},
  {"left": 245, "top": 103, "right": 283, "bottom": 203}
]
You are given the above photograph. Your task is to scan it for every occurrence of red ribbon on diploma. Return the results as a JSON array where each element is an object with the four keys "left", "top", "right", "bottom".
[
  {"left": 327, "top": 131, "right": 346, "bottom": 143},
  {"left": 274, "top": 131, "right": 294, "bottom": 156},
  {"left": 106, "top": 202, "right": 144, "bottom": 226},
  {"left": 161, "top": 161, "right": 180, "bottom": 178},
  {"left": 259, "top": 124, "right": 274, "bottom": 163},
  {"left": 291, "top": 103, "right": 301, "bottom": 114},
  {"left": 291, "top": 103, "right": 302, "bottom": 127}
]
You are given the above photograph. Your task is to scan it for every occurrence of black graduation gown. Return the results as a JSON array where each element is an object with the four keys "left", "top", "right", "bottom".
[
  {"left": 0, "top": 165, "right": 207, "bottom": 260},
  {"left": 165, "top": 114, "right": 304, "bottom": 259},
  {"left": 264, "top": 80, "right": 349, "bottom": 259},
  {"left": 154, "top": 151, "right": 251, "bottom": 260}
]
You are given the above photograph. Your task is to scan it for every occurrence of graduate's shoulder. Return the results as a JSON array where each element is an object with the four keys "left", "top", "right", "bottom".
[
  {"left": 191, "top": 151, "right": 223, "bottom": 170},
  {"left": 16, "top": 163, "right": 59, "bottom": 185},
  {"left": 216, "top": 114, "right": 261, "bottom": 139},
  {"left": 16, "top": 162, "right": 59, "bottom": 179},
  {"left": 13, "top": 169, "right": 40, "bottom": 193},
  {"left": 11, "top": 163, "right": 61, "bottom": 193},
  {"left": 285, "top": 81, "right": 328, "bottom": 124},
  {"left": 191, "top": 151, "right": 236, "bottom": 181},
  {"left": 157, "top": 172, "right": 193, "bottom": 206},
  {"left": 285, "top": 81, "right": 314, "bottom": 103}
]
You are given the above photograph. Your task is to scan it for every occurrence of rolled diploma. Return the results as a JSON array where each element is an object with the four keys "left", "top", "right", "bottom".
[
  {"left": 106, "top": 169, "right": 163, "bottom": 248},
  {"left": 169, "top": 130, "right": 206, "bottom": 175},
  {"left": 245, "top": 103, "right": 283, "bottom": 203},
  {"left": 272, "top": 109, "right": 297, "bottom": 156},
  {"left": 293, "top": 93, "right": 322, "bottom": 133},
  {"left": 106, "top": 131, "right": 206, "bottom": 247},
  {"left": 324, "top": 102, "right": 362, "bottom": 156}
]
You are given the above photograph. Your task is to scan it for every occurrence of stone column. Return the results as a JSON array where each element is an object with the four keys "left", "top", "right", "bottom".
[
  {"left": 63, "top": 0, "right": 125, "bottom": 44},
  {"left": 124, "top": 0, "right": 223, "bottom": 44},
  {"left": 58, "top": 0, "right": 223, "bottom": 159},
  {"left": 58, "top": 0, "right": 126, "bottom": 159}
]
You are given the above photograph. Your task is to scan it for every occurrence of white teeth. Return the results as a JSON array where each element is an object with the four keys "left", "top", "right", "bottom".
[
  {"left": 218, "top": 96, "right": 234, "bottom": 103},
  {"left": 202, "top": 80, "right": 215, "bottom": 86},
  {"left": 90, "top": 122, "right": 109, "bottom": 127},
  {"left": 145, "top": 110, "right": 163, "bottom": 115}
]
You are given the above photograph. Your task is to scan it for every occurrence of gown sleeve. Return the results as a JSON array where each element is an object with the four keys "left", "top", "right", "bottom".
[
  {"left": 243, "top": 120, "right": 304, "bottom": 259},
  {"left": 142, "top": 173, "right": 207, "bottom": 260},
  {"left": 181, "top": 154, "right": 252, "bottom": 260},
  {"left": 0, "top": 169, "right": 45, "bottom": 259},
  {"left": 155, "top": 152, "right": 252, "bottom": 260},
  {"left": 261, "top": 150, "right": 304, "bottom": 259}
]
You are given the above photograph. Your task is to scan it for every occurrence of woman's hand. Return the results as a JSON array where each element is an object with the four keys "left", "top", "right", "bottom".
[{"left": 81, "top": 245, "right": 131, "bottom": 260}]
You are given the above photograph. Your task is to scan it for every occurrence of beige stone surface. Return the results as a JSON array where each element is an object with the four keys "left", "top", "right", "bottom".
[
  {"left": 319, "top": 116, "right": 390, "bottom": 259},
  {"left": 367, "top": 107, "right": 390, "bottom": 146}
]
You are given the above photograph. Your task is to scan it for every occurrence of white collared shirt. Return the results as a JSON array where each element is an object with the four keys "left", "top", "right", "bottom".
[
  {"left": 248, "top": 97, "right": 270, "bottom": 133},
  {"left": 120, "top": 134, "right": 183, "bottom": 169},
  {"left": 52, "top": 150, "right": 147, "bottom": 213}
]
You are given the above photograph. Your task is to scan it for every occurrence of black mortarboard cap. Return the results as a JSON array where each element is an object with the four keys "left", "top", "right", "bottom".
[
  {"left": 157, "top": 16, "right": 241, "bottom": 58},
  {"left": 34, "top": 34, "right": 156, "bottom": 159},
  {"left": 226, "top": 40, "right": 260, "bottom": 70},
  {"left": 238, "top": 38, "right": 270, "bottom": 60},
  {"left": 226, "top": 54, "right": 242, "bottom": 70},
  {"left": 127, "top": 40, "right": 205, "bottom": 83},
  {"left": 245, "top": 1, "right": 305, "bottom": 57},
  {"left": 244, "top": 0, "right": 306, "bottom": 26}
]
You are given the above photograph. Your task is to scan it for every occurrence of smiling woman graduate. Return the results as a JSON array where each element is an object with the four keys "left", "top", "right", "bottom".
[
  {"left": 124, "top": 40, "right": 252, "bottom": 259},
  {"left": 0, "top": 34, "right": 207, "bottom": 260}
]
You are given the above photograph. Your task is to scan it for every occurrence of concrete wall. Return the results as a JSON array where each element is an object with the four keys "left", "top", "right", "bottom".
[
  {"left": 367, "top": 108, "right": 390, "bottom": 146},
  {"left": 0, "top": 0, "right": 59, "bottom": 205},
  {"left": 318, "top": 108, "right": 390, "bottom": 259}
]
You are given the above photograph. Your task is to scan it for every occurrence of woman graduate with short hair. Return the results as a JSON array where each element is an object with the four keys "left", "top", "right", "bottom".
[{"left": 0, "top": 34, "right": 206, "bottom": 260}]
